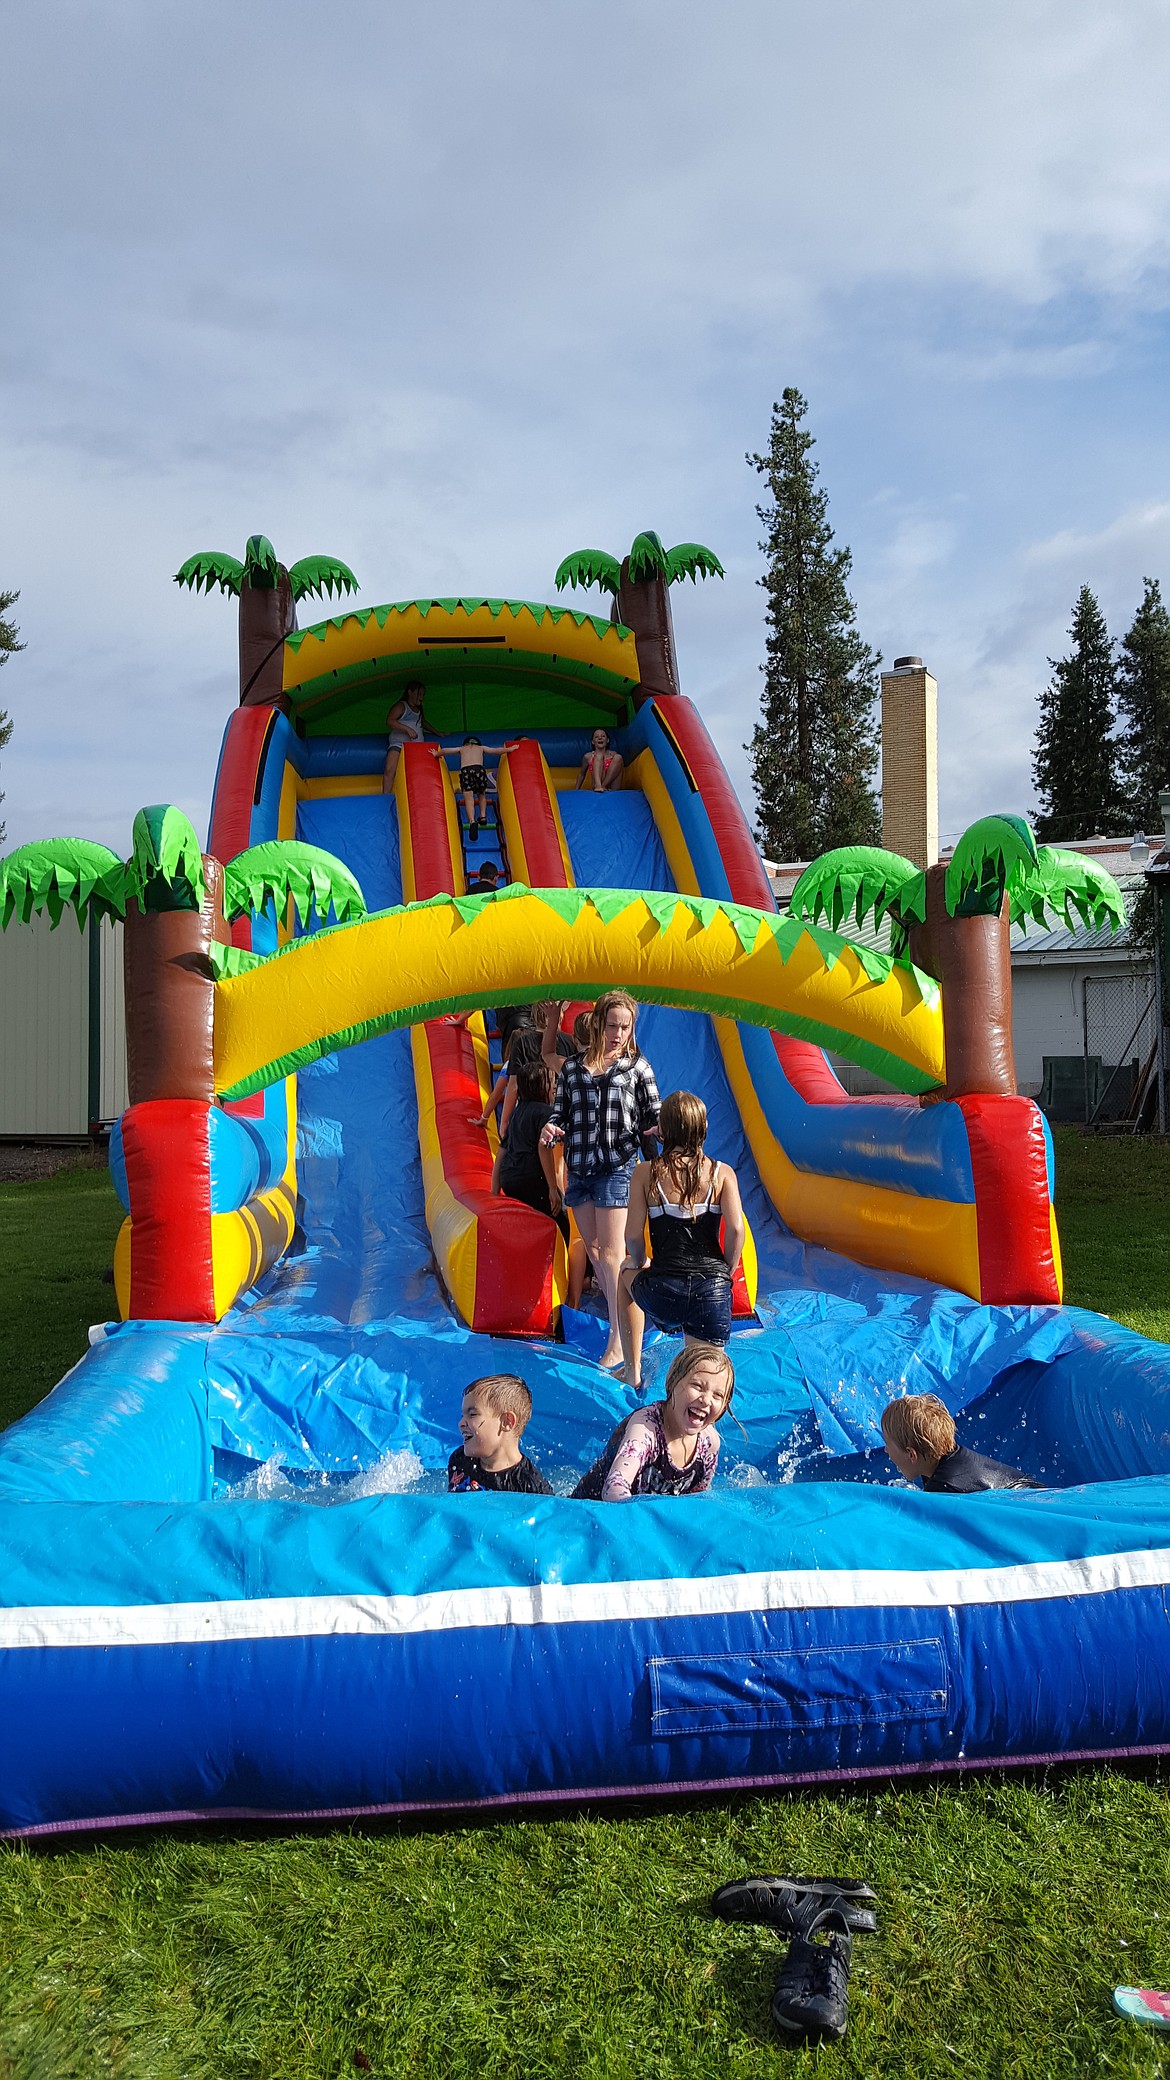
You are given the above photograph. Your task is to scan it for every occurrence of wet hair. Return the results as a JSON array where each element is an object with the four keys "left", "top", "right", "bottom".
[
  {"left": 572, "top": 1011, "right": 591, "bottom": 1049},
  {"left": 474, "top": 861, "right": 499, "bottom": 885},
  {"left": 591, "top": 728, "right": 610, "bottom": 746},
  {"left": 516, "top": 1058, "right": 555, "bottom": 1104},
  {"left": 881, "top": 1393, "right": 955, "bottom": 1463},
  {"left": 653, "top": 1091, "right": 709, "bottom": 1210},
  {"left": 463, "top": 735, "right": 481, "bottom": 747},
  {"left": 583, "top": 989, "right": 639, "bottom": 1071},
  {"left": 662, "top": 1342, "right": 734, "bottom": 1413},
  {"left": 463, "top": 1373, "right": 532, "bottom": 1435},
  {"left": 403, "top": 680, "right": 426, "bottom": 700}
]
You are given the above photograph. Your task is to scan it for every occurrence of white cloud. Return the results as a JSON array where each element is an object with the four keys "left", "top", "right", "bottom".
[{"left": 2, "top": 0, "right": 1170, "bottom": 849}]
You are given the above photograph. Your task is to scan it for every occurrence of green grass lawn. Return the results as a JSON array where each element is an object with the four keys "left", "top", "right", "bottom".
[{"left": 1, "top": 1138, "right": 1169, "bottom": 2078}]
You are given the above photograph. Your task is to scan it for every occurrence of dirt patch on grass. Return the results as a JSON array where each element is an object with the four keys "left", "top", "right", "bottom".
[{"left": 0, "top": 1143, "right": 106, "bottom": 1184}]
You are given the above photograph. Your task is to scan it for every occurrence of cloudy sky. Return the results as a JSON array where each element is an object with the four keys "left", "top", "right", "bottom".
[{"left": 3, "top": 0, "right": 1170, "bottom": 853}]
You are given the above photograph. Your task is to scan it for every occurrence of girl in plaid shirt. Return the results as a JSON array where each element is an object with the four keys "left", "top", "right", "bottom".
[{"left": 541, "top": 990, "right": 660, "bottom": 1368}]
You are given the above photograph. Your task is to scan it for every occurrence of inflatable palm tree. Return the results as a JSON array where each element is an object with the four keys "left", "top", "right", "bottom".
[
  {"left": 175, "top": 533, "right": 359, "bottom": 708},
  {"left": 0, "top": 809, "right": 364, "bottom": 1106},
  {"left": 789, "top": 815, "right": 1124, "bottom": 1098},
  {"left": 555, "top": 529, "right": 724, "bottom": 698}
]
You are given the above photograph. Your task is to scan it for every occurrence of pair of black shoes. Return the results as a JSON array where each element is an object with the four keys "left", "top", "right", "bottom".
[{"left": 712, "top": 1874, "right": 877, "bottom": 2044}]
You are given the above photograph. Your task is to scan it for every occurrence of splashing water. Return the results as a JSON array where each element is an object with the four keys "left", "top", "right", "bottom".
[{"left": 224, "top": 1447, "right": 427, "bottom": 1505}]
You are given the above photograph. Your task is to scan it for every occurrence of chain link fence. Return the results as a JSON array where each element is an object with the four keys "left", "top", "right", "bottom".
[{"left": 1081, "top": 970, "right": 1158, "bottom": 1127}]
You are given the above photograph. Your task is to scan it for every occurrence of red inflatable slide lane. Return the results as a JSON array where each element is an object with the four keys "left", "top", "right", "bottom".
[
  {"left": 652, "top": 699, "right": 851, "bottom": 1106},
  {"left": 398, "top": 743, "right": 561, "bottom": 1334}
]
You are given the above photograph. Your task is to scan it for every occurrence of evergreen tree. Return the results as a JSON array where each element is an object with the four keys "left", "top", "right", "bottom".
[
  {"left": 0, "top": 588, "right": 22, "bottom": 847},
  {"left": 746, "top": 389, "right": 881, "bottom": 862},
  {"left": 1116, "top": 576, "right": 1170, "bottom": 831},
  {"left": 1031, "top": 585, "right": 1121, "bottom": 841}
]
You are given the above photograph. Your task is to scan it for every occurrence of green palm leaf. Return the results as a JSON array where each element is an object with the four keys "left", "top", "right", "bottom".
[
  {"left": 242, "top": 534, "right": 281, "bottom": 589},
  {"left": 174, "top": 551, "right": 245, "bottom": 598},
  {"left": 665, "top": 541, "right": 725, "bottom": 585},
  {"left": 945, "top": 813, "right": 1039, "bottom": 918},
  {"left": 1011, "top": 846, "right": 1126, "bottom": 935},
  {"left": 223, "top": 841, "right": 367, "bottom": 930},
  {"left": 126, "top": 806, "right": 205, "bottom": 913},
  {"left": 626, "top": 530, "right": 671, "bottom": 584},
  {"left": 789, "top": 846, "right": 927, "bottom": 955},
  {"left": 554, "top": 549, "right": 622, "bottom": 597},
  {"left": 0, "top": 838, "right": 124, "bottom": 930},
  {"left": 287, "top": 555, "right": 360, "bottom": 604}
]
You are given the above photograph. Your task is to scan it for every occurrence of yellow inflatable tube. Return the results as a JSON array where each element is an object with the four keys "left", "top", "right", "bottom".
[{"left": 213, "top": 890, "right": 944, "bottom": 1104}]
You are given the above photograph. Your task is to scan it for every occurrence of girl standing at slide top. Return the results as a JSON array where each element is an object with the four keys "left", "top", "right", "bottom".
[
  {"left": 572, "top": 1343, "right": 735, "bottom": 1500},
  {"left": 383, "top": 680, "right": 430, "bottom": 794},
  {"left": 576, "top": 727, "right": 625, "bottom": 792},
  {"left": 617, "top": 1091, "right": 745, "bottom": 1390},
  {"left": 540, "top": 990, "right": 660, "bottom": 1370}
]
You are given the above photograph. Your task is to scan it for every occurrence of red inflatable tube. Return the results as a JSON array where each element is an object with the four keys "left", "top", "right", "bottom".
[
  {"left": 121, "top": 1099, "right": 216, "bottom": 1322},
  {"left": 959, "top": 1095, "right": 1061, "bottom": 1306},
  {"left": 207, "top": 704, "right": 279, "bottom": 1120}
]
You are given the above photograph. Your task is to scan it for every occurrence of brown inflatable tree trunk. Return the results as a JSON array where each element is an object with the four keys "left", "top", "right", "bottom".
[
  {"left": 123, "top": 858, "right": 229, "bottom": 1106},
  {"left": 615, "top": 560, "right": 680, "bottom": 698},
  {"left": 908, "top": 862, "right": 1017, "bottom": 1100},
  {"left": 239, "top": 569, "right": 296, "bottom": 707}
]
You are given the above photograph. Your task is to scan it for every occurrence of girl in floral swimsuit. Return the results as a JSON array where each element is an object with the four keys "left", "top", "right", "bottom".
[{"left": 572, "top": 1343, "right": 735, "bottom": 1500}]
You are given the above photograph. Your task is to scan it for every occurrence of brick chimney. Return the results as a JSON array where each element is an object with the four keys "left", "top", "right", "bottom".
[{"left": 881, "top": 656, "right": 939, "bottom": 870}]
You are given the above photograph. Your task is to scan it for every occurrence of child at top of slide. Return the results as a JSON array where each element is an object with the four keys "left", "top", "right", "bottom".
[
  {"left": 880, "top": 1395, "right": 1041, "bottom": 1493},
  {"left": 576, "top": 728, "right": 625, "bottom": 792},
  {"left": 571, "top": 1343, "right": 735, "bottom": 1501},
  {"left": 383, "top": 680, "right": 432, "bottom": 793},
  {"left": 448, "top": 1374, "right": 553, "bottom": 1495}
]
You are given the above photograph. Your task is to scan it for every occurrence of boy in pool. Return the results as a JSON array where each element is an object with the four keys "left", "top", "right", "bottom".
[
  {"left": 880, "top": 1394, "right": 1040, "bottom": 1493},
  {"left": 448, "top": 1374, "right": 553, "bottom": 1494}
]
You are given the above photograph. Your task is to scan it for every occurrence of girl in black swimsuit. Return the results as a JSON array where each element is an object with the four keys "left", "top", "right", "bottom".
[{"left": 617, "top": 1090, "right": 746, "bottom": 1390}]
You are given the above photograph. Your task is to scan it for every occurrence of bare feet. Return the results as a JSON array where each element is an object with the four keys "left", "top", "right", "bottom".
[{"left": 598, "top": 1346, "right": 624, "bottom": 1371}]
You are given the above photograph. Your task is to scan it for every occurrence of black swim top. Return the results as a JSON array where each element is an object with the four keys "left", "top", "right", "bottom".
[{"left": 646, "top": 1164, "right": 727, "bottom": 1278}]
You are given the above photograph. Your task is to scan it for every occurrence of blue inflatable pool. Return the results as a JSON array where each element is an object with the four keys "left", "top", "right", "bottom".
[{"left": 3, "top": 663, "right": 1170, "bottom": 1837}]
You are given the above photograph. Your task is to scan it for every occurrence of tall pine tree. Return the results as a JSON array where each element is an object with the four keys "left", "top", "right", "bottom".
[
  {"left": 1031, "top": 585, "right": 1121, "bottom": 841},
  {"left": 0, "top": 588, "right": 21, "bottom": 846},
  {"left": 1116, "top": 576, "right": 1170, "bottom": 831},
  {"left": 746, "top": 389, "right": 881, "bottom": 862}
]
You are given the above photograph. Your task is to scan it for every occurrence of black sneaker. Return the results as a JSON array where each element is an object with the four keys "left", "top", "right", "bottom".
[
  {"left": 770, "top": 1896, "right": 853, "bottom": 2044},
  {"left": 712, "top": 1874, "right": 876, "bottom": 1934}
]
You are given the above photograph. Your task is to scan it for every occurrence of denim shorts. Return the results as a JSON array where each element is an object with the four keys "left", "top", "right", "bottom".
[
  {"left": 630, "top": 1267, "right": 733, "bottom": 1345},
  {"left": 564, "top": 1155, "right": 637, "bottom": 1211}
]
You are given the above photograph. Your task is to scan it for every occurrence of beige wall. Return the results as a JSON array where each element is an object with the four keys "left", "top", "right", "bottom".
[{"left": 0, "top": 914, "right": 126, "bottom": 1135}]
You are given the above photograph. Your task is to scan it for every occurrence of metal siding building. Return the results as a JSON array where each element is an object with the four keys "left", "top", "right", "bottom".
[{"left": 0, "top": 916, "right": 127, "bottom": 1135}]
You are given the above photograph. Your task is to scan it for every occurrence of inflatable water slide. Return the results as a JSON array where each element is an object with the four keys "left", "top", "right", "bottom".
[{"left": 2, "top": 531, "right": 1170, "bottom": 1837}]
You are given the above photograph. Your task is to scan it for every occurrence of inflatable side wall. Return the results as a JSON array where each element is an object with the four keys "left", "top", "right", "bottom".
[
  {"left": 109, "top": 705, "right": 301, "bottom": 1320},
  {"left": 624, "top": 699, "right": 1061, "bottom": 1307}
]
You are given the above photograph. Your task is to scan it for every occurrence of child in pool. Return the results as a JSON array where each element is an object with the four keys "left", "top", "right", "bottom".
[
  {"left": 572, "top": 1343, "right": 734, "bottom": 1500},
  {"left": 448, "top": 1374, "right": 553, "bottom": 1494},
  {"left": 880, "top": 1394, "right": 1040, "bottom": 1493}
]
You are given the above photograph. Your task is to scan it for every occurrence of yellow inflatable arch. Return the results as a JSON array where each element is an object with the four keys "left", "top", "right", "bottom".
[{"left": 212, "top": 885, "right": 944, "bottom": 1103}]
